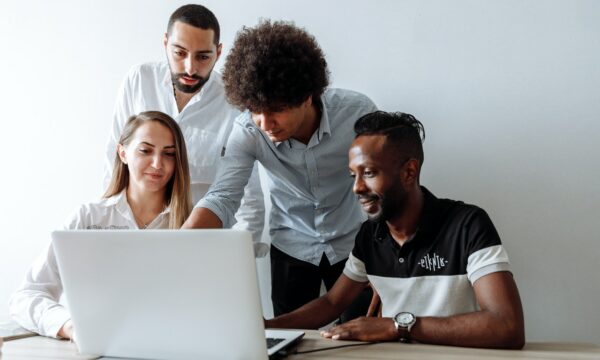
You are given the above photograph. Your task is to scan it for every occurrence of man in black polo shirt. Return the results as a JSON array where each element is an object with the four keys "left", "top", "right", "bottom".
[{"left": 266, "top": 111, "right": 525, "bottom": 349}]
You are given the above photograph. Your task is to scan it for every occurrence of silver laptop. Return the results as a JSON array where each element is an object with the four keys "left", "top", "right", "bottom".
[{"left": 52, "top": 229, "right": 304, "bottom": 360}]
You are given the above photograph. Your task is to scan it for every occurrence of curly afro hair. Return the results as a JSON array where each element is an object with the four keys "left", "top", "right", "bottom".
[{"left": 222, "top": 20, "right": 329, "bottom": 112}]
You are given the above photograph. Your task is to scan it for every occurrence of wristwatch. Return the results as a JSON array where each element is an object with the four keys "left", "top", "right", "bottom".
[{"left": 393, "top": 312, "right": 416, "bottom": 341}]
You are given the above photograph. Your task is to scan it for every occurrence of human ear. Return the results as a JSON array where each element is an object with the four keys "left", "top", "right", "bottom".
[
  {"left": 163, "top": 33, "right": 168, "bottom": 49},
  {"left": 302, "top": 95, "right": 313, "bottom": 109},
  {"left": 216, "top": 43, "right": 223, "bottom": 59},
  {"left": 117, "top": 144, "right": 128, "bottom": 165},
  {"left": 402, "top": 159, "right": 420, "bottom": 185}
]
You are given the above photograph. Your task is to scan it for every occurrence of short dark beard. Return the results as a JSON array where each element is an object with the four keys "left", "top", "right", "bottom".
[
  {"left": 373, "top": 183, "right": 408, "bottom": 222},
  {"left": 171, "top": 72, "right": 210, "bottom": 94},
  {"left": 380, "top": 193, "right": 405, "bottom": 221}
]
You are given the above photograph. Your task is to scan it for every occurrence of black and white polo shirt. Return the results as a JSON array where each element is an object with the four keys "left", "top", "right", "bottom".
[{"left": 343, "top": 187, "right": 511, "bottom": 318}]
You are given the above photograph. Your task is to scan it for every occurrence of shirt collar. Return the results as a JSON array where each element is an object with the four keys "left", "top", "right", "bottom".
[
  {"left": 315, "top": 95, "right": 330, "bottom": 141},
  {"left": 159, "top": 205, "right": 171, "bottom": 216},
  {"left": 373, "top": 221, "right": 388, "bottom": 243},
  {"left": 146, "top": 205, "right": 171, "bottom": 229},
  {"left": 161, "top": 63, "right": 172, "bottom": 88},
  {"left": 105, "top": 189, "right": 171, "bottom": 221},
  {"left": 102, "top": 189, "right": 125, "bottom": 205},
  {"left": 414, "top": 186, "right": 442, "bottom": 236},
  {"left": 102, "top": 190, "right": 131, "bottom": 218}
]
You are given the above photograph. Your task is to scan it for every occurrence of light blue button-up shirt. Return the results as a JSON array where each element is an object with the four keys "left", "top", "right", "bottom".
[{"left": 197, "top": 88, "right": 377, "bottom": 265}]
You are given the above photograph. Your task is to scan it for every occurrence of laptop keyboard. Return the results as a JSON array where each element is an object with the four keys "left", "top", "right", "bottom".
[{"left": 266, "top": 337, "right": 285, "bottom": 349}]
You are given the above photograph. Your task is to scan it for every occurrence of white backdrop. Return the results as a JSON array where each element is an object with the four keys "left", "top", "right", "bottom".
[{"left": 0, "top": 0, "right": 598, "bottom": 344}]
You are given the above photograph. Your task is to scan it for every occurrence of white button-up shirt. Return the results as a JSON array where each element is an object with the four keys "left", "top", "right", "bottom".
[
  {"left": 9, "top": 191, "right": 168, "bottom": 338},
  {"left": 104, "top": 61, "right": 265, "bottom": 248}
]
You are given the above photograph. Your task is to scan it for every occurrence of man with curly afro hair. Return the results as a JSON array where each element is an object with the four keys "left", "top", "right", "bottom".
[{"left": 183, "top": 20, "right": 378, "bottom": 321}]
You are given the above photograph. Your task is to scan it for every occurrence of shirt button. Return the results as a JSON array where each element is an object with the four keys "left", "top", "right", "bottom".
[{"left": 398, "top": 257, "right": 405, "bottom": 264}]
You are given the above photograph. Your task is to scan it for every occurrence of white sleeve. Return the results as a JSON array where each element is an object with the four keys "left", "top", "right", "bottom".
[
  {"left": 231, "top": 162, "right": 267, "bottom": 257},
  {"left": 103, "top": 71, "right": 135, "bottom": 192},
  {"left": 8, "top": 208, "right": 85, "bottom": 338},
  {"left": 467, "top": 244, "right": 511, "bottom": 284},
  {"left": 342, "top": 253, "right": 369, "bottom": 283}
]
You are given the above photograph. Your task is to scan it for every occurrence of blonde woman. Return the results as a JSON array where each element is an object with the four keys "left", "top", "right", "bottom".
[{"left": 9, "top": 111, "right": 191, "bottom": 340}]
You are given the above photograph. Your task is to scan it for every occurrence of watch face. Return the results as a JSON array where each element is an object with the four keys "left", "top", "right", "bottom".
[{"left": 396, "top": 312, "right": 415, "bottom": 326}]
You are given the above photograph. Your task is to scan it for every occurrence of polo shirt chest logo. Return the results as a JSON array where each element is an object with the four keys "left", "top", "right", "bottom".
[{"left": 418, "top": 253, "right": 448, "bottom": 272}]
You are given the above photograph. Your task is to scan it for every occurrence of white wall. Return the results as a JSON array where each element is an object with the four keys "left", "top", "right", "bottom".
[{"left": 1, "top": 0, "right": 598, "bottom": 344}]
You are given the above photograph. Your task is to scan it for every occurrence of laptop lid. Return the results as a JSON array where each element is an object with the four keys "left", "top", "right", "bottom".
[{"left": 52, "top": 229, "right": 301, "bottom": 360}]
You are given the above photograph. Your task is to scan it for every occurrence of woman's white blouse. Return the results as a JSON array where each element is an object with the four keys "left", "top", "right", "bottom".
[{"left": 8, "top": 191, "right": 169, "bottom": 337}]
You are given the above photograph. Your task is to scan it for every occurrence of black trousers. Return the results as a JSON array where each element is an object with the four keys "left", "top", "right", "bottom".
[{"left": 270, "top": 245, "right": 372, "bottom": 323}]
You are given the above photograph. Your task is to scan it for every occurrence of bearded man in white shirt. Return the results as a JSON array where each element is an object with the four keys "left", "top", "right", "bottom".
[{"left": 104, "top": 4, "right": 266, "bottom": 254}]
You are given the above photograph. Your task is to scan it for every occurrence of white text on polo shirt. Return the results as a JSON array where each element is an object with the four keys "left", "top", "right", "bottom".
[{"left": 419, "top": 253, "right": 448, "bottom": 272}]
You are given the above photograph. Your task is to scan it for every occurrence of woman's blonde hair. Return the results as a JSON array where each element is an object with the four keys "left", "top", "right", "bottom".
[{"left": 104, "top": 111, "right": 192, "bottom": 228}]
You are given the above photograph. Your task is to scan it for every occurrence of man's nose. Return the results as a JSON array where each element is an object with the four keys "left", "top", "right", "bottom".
[
  {"left": 353, "top": 176, "right": 366, "bottom": 194},
  {"left": 256, "top": 113, "right": 276, "bottom": 131},
  {"left": 184, "top": 56, "right": 197, "bottom": 75}
]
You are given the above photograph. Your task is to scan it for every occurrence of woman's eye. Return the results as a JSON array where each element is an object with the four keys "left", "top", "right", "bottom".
[
  {"left": 138, "top": 148, "right": 149, "bottom": 154},
  {"left": 164, "top": 152, "right": 176, "bottom": 157}
]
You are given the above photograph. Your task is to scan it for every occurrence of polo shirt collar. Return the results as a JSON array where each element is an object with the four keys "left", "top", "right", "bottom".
[
  {"left": 373, "top": 221, "right": 388, "bottom": 243},
  {"left": 415, "top": 186, "right": 442, "bottom": 236}
]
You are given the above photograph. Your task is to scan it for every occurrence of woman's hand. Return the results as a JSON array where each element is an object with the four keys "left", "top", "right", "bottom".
[{"left": 58, "top": 320, "right": 74, "bottom": 340}]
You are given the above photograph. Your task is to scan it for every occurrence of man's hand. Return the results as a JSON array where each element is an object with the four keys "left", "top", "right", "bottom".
[
  {"left": 366, "top": 283, "right": 381, "bottom": 317},
  {"left": 58, "top": 320, "right": 74, "bottom": 340},
  {"left": 181, "top": 208, "right": 223, "bottom": 229},
  {"left": 320, "top": 316, "right": 398, "bottom": 342}
]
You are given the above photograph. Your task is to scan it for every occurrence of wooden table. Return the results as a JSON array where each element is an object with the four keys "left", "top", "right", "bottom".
[
  {"left": 2, "top": 330, "right": 599, "bottom": 359},
  {"left": 291, "top": 331, "right": 600, "bottom": 359}
]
